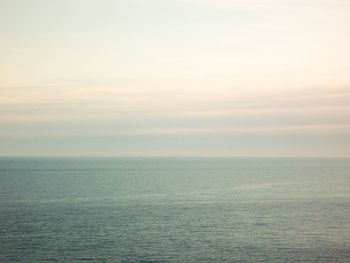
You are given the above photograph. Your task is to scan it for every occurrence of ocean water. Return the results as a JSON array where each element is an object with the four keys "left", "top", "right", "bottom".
[{"left": 0, "top": 157, "right": 349, "bottom": 262}]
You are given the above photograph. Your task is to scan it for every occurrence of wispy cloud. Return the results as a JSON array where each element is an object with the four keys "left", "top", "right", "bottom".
[{"left": 1, "top": 78, "right": 349, "bottom": 156}]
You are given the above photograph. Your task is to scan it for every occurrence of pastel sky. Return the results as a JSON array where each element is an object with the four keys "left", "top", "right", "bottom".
[{"left": 1, "top": 0, "right": 349, "bottom": 156}]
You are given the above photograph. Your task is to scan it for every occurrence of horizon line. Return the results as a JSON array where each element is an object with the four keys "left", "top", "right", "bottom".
[{"left": 0, "top": 155, "right": 349, "bottom": 159}]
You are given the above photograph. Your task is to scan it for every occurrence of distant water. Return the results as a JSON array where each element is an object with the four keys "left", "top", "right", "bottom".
[{"left": 0, "top": 157, "right": 349, "bottom": 262}]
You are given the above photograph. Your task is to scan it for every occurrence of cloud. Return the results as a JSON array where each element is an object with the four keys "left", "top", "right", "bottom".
[{"left": 1, "top": 79, "right": 349, "bottom": 158}]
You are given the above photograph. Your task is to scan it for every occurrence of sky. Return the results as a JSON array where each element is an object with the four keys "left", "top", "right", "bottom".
[{"left": 0, "top": 0, "right": 349, "bottom": 156}]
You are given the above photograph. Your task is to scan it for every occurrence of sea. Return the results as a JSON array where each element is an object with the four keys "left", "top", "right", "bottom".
[{"left": 0, "top": 157, "right": 349, "bottom": 262}]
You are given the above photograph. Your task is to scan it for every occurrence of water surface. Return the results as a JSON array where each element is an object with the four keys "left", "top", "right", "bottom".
[{"left": 0, "top": 157, "right": 349, "bottom": 262}]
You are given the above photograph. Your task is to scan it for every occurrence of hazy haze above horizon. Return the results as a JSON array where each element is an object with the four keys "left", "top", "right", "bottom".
[{"left": 1, "top": 0, "right": 349, "bottom": 156}]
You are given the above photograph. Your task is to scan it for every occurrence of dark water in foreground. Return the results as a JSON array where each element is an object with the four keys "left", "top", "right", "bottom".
[{"left": 0, "top": 157, "right": 349, "bottom": 262}]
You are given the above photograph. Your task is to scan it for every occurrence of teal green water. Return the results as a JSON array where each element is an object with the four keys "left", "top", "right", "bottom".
[{"left": 0, "top": 157, "right": 350, "bottom": 262}]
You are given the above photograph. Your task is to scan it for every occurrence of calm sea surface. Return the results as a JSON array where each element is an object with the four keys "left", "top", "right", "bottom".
[{"left": 0, "top": 157, "right": 349, "bottom": 262}]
